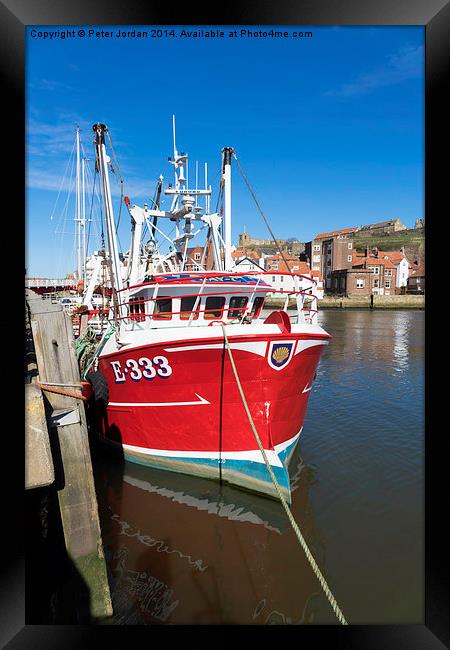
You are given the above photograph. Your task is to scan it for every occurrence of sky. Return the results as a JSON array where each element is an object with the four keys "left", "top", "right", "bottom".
[{"left": 26, "top": 25, "right": 424, "bottom": 278}]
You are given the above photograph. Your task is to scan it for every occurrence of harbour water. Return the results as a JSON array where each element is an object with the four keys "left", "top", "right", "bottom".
[{"left": 92, "top": 309, "right": 424, "bottom": 625}]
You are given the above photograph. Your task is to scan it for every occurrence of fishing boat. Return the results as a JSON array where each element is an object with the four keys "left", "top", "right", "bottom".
[{"left": 83, "top": 120, "right": 330, "bottom": 503}]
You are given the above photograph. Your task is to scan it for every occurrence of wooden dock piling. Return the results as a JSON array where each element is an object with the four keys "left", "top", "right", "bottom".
[{"left": 26, "top": 293, "right": 112, "bottom": 620}]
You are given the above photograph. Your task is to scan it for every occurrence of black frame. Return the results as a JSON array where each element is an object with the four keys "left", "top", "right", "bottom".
[{"left": 8, "top": 1, "right": 447, "bottom": 647}]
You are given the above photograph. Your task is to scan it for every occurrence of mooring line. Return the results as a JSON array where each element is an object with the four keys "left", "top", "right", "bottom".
[{"left": 220, "top": 324, "right": 348, "bottom": 625}]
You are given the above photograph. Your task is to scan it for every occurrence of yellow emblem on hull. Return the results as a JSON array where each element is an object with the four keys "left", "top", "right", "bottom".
[{"left": 272, "top": 346, "right": 290, "bottom": 364}]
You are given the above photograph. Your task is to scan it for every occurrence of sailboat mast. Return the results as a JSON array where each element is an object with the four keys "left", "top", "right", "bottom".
[
  {"left": 75, "top": 126, "right": 82, "bottom": 281},
  {"left": 81, "top": 155, "right": 86, "bottom": 284}
]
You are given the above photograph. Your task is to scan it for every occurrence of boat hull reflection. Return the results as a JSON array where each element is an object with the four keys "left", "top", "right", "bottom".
[{"left": 94, "top": 447, "right": 327, "bottom": 624}]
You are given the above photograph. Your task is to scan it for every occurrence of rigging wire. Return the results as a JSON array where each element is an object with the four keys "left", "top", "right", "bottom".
[
  {"left": 54, "top": 150, "right": 77, "bottom": 280},
  {"left": 105, "top": 128, "right": 124, "bottom": 234},
  {"left": 232, "top": 151, "right": 296, "bottom": 280},
  {"left": 84, "top": 157, "right": 106, "bottom": 254},
  {"left": 49, "top": 137, "right": 77, "bottom": 223},
  {"left": 215, "top": 172, "right": 224, "bottom": 214},
  {"left": 85, "top": 160, "right": 97, "bottom": 256}
]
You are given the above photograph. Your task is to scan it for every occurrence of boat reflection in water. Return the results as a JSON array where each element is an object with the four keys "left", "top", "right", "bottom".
[{"left": 93, "top": 443, "right": 332, "bottom": 625}]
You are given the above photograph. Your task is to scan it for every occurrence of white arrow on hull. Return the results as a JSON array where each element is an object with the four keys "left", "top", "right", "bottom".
[{"left": 108, "top": 393, "right": 210, "bottom": 407}]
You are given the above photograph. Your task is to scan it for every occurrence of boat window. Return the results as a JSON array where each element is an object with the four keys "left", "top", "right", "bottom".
[
  {"left": 228, "top": 296, "right": 248, "bottom": 319},
  {"left": 129, "top": 296, "right": 146, "bottom": 322},
  {"left": 153, "top": 298, "right": 172, "bottom": 320},
  {"left": 251, "top": 296, "right": 265, "bottom": 318},
  {"left": 204, "top": 296, "right": 225, "bottom": 319},
  {"left": 180, "top": 295, "right": 200, "bottom": 320}
]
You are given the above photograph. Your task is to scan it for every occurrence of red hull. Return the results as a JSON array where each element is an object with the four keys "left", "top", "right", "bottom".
[{"left": 98, "top": 332, "right": 328, "bottom": 456}]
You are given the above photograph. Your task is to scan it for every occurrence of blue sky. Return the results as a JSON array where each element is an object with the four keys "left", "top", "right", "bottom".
[{"left": 26, "top": 25, "right": 424, "bottom": 277}]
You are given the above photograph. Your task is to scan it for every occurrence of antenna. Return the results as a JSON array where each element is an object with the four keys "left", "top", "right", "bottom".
[
  {"left": 195, "top": 161, "right": 198, "bottom": 208},
  {"left": 204, "top": 162, "right": 209, "bottom": 213},
  {"left": 172, "top": 114, "right": 177, "bottom": 159}
]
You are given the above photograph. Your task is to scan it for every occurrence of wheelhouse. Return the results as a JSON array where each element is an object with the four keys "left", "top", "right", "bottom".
[{"left": 114, "top": 271, "right": 319, "bottom": 330}]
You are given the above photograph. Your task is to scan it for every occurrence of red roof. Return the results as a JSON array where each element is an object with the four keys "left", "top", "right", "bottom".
[
  {"left": 232, "top": 249, "right": 260, "bottom": 260},
  {"left": 314, "top": 227, "right": 359, "bottom": 240},
  {"left": 266, "top": 255, "right": 310, "bottom": 274},
  {"left": 378, "top": 250, "right": 407, "bottom": 264},
  {"left": 352, "top": 256, "right": 396, "bottom": 269},
  {"left": 409, "top": 262, "right": 425, "bottom": 276},
  {"left": 310, "top": 269, "right": 323, "bottom": 282}
]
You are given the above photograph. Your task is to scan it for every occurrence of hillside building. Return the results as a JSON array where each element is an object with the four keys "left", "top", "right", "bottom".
[
  {"left": 331, "top": 251, "right": 398, "bottom": 296},
  {"left": 305, "top": 227, "right": 359, "bottom": 291}
]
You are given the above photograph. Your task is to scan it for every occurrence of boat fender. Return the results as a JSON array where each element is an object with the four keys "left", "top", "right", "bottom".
[{"left": 86, "top": 370, "right": 109, "bottom": 409}]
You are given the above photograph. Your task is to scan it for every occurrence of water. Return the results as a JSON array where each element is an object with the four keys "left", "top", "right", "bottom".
[{"left": 92, "top": 309, "right": 424, "bottom": 625}]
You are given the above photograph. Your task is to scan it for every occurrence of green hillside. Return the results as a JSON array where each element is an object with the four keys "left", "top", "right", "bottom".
[{"left": 352, "top": 228, "right": 425, "bottom": 262}]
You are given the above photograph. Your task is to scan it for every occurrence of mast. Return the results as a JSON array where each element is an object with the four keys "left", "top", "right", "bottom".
[
  {"left": 81, "top": 155, "right": 87, "bottom": 284},
  {"left": 151, "top": 175, "right": 163, "bottom": 240},
  {"left": 75, "top": 126, "right": 82, "bottom": 281},
  {"left": 93, "top": 123, "right": 126, "bottom": 319},
  {"left": 222, "top": 147, "right": 234, "bottom": 270}
]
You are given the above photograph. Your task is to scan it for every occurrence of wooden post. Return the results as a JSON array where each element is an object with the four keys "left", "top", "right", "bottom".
[
  {"left": 25, "top": 383, "right": 54, "bottom": 489},
  {"left": 27, "top": 295, "right": 112, "bottom": 619}
]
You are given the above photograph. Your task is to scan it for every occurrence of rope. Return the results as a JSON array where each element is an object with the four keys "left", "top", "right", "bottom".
[
  {"left": 76, "top": 324, "right": 116, "bottom": 380},
  {"left": 75, "top": 325, "right": 99, "bottom": 376},
  {"left": 220, "top": 323, "right": 348, "bottom": 625}
]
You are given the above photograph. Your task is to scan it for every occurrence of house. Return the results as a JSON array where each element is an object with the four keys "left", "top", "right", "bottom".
[
  {"left": 233, "top": 249, "right": 321, "bottom": 299},
  {"left": 331, "top": 250, "right": 397, "bottom": 296},
  {"left": 305, "top": 227, "right": 359, "bottom": 292},
  {"left": 407, "top": 261, "right": 425, "bottom": 294},
  {"left": 378, "top": 249, "right": 409, "bottom": 290},
  {"left": 264, "top": 253, "right": 306, "bottom": 274},
  {"left": 353, "top": 246, "right": 409, "bottom": 292},
  {"left": 262, "top": 257, "right": 315, "bottom": 296},
  {"left": 232, "top": 249, "right": 265, "bottom": 273},
  {"left": 352, "top": 252, "right": 397, "bottom": 295},
  {"left": 181, "top": 243, "right": 215, "bottom": 271}
]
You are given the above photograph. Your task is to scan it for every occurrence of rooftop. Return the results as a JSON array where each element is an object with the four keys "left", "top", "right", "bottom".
[
  {"left": 232, "top": 249, "right": 261, "bottom": 260},
  {"left": 409, "top": 262, "right": 425, "bottom": 276},
  {"left": 352, "top": 255, "right": 396, "bottom": 269},
  {"left": 314, "top": 227, "right": 359, "bottom": 240}
]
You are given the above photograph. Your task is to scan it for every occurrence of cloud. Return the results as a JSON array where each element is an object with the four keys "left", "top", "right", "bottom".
[
  {"left": 326, "top": 44, "right": 423, "bottom": 98},
  {"left": 26, "top": 116, "right": 157, "bottom": 202},
  {"left": 28, "top": 78, "right": 77, "bottom": 92},
  {"left": 27, "top": 165, "right": 156, "bottom": 200},
  {"left": 26, "top": 116, "right": 90, "bottom": 157}
]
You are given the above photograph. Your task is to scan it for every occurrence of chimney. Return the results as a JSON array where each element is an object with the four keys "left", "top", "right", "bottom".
[{"left": 372, "top": 246, "right": 378, "bottom": 258}]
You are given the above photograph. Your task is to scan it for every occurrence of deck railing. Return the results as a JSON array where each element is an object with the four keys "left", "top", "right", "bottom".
[{"left": 113, "top": 282, "right": 319, "bottom": 327}]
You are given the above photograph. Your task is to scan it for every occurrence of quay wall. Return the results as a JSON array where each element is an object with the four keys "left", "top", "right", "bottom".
[
  {"left": 319, "top": 295, "right": 425, "bottom": 309},
  {"left": 265, "top": 295, "right": 425, "bottom": 310}
]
